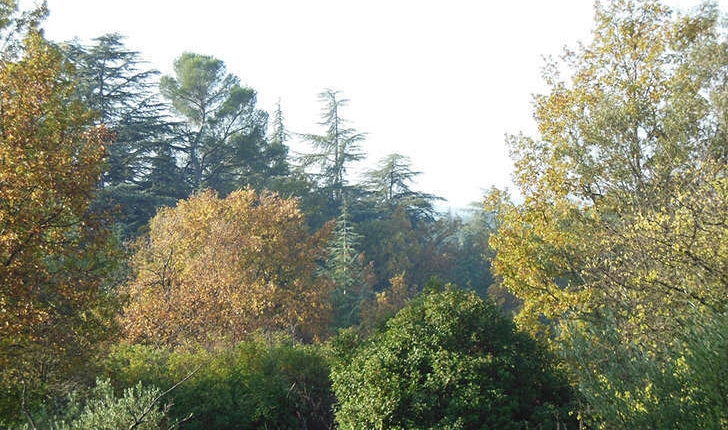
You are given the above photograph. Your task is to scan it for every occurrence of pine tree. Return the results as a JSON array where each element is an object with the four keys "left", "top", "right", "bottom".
[
  {"left": 160, "top": 52, "right": 275, "bottom": 195},
  {"left": 64, "top": 34, "right": 182, "bottom": 236}
]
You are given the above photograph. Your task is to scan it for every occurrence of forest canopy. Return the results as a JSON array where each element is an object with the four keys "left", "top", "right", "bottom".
[{"left": 1, "top": 0, "right": 726, "bottom": 429}]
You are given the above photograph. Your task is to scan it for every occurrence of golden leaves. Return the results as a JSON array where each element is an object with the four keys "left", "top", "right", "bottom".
[
  {"left": 0, "top": 31, "right": 116, "bottom": 394},
  {"left": 121, "top": 188, "right": 333, "bottom": 348}
]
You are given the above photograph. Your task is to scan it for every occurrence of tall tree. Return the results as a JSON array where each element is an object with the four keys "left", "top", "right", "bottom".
[
  {"left": 488, "top": 0, "right": 728, "bottom": 426},
  {"left": 321, "top": 202, "right": 374, "bottom": 330},
  {"left": 0, "top": 30, "right": 117, "bottom": 423},
  {"left": 64, "top": 33, "right": 182, "bottom": 236},
  {"left": 160, "top": 52, "right": 274, "bottom": 195},
  {"left": 300, "top": 89, "right": 366, "bottom": 211}
]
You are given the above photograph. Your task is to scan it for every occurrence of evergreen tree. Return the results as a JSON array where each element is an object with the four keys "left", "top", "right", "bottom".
[
  {"left": 322, "top": 202, "right": 373, "bottom": 329},
  {"left": 160, "top": 52, "right": 276, "bottom": 195},
  {"left": 64, "top": 33, "right": 182, "bottom": 236},
  {"left": 332, "top": 286, "right": 575, "bottom": 429},
  {"left": 300, "top": 89, "right": 366, "bottom": 212},
  {"left": 362, "top": 153, "right": 441, "bottom": 223}
]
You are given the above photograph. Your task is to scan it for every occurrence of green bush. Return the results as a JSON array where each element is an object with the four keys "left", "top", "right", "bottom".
[
  {"left": 54, "top": 378, "right": 172, "bottom": 430},
  {"left": 104, "top": 335, "right": 334, "bottom": 430},
  {"left": 331, "top": 286, "right": 575, "bottom": 429}
]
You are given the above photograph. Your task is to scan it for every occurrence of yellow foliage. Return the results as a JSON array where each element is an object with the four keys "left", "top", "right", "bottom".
[{"left": 120, "top": 188, "right": 333, "bottom": 347}]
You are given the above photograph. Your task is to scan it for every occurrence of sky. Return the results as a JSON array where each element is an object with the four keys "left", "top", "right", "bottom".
[{"left": 22, "top": 0, "right": 727, "bottom": 209}]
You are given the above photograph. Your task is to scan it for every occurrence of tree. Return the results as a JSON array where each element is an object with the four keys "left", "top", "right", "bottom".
[
  {"left": 120, "top": 188, "right": 333, "bottom": 347},
  {"left": 331, "top": 286, "right": 575, "bottom": 429},
  {"left": 300, "top": 89, "right": 366, "bottom": 211},
  {"left": 160, "top": 53, "right": 277, "bottom": 195},
  {"left": 0, "top": 0, "right": 47, "bottom": 61},
  {"left": 362, "top": 153, "right": 441, "bottom": 223},
  {"left": 0, "top": 29, "right": 117, "bottom": 424},
  {"left": 321, "top": 202, "right": 374, "bottom": 330},
  {"left": 64, "top": 33, "right": 182, "bottom": 236},
  {"left": 488, "top": 0, "right": 728, "bottom": 426},
  {"left": 358, "top": 205, "right": 419, "bottom": 288}
]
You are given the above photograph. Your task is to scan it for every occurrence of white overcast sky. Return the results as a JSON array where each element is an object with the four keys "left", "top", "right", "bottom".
[{"left": 24, "top": 0, "right": 727, "bottom": 209}]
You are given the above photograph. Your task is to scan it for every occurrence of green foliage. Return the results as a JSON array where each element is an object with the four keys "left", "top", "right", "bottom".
[
  {"left": 322, "top": 203, "right": 373, "bottom": 330},
  {"left": 160, "top": 52, "right": 278, "bottom": 195},
  {"left": 63, "top": 33, "right": 184, "bottom": 237},
  {"left": 331, "top": 286, "right": 574, "bottom": 429},
  {"left": 299, "top": 89, "right": 366, "bottom": 211},
  {"left": 361, "top": 153, "right": 441, "bottom": 224},
  {"left": 51, "top": 378, "right": 173, "bottom": 430},
  {"left": 104, "top": 336, "right": 335, "bottom": 430},
  {"left": 488, "top": 0, "right": 728, "bottom": 427},
  {"left": 564, "top": 312, "right": 728, "bottom": 429}
]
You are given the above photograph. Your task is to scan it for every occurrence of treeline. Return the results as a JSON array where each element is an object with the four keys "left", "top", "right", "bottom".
[
  {"left": 1, "top": 0, "right": 727, "bottom": 428},
  {"left": 64, "top": 34, "right": 494, "bottom": 299}
]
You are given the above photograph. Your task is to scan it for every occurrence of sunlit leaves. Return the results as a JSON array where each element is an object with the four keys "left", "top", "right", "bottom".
[
  {"left": 0, "top": 30, "right": 115, "bottom": 422},
  {"left": 489, "top": 0, "right": 728, "bottom": 426},
  {"left": 332, "top": 287, "right": 575, "bottom": 429},
  {"left": 120, "top": 188, "right": 333, "bottom": 347}
]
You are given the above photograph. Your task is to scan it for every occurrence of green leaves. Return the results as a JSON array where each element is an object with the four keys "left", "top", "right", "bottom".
[
  {"left": 489, "top": 0, "right": 728, "bottom": 426},
  {"left": 331, "top": 287, "right": 574, "bottom": 429}
]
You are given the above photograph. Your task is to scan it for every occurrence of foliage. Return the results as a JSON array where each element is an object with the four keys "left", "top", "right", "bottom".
[
  {"left": 361, "top": 153, "right": 441, "bottom": 224},
  {"left": 321, "top": 203, "right": 374, "bottom": 330},
  {"left": 160, "top": 52, "right": 280, "bottom": 195},
  {"left": 49, "top": 378, "right": 175, "bottom": 430},
  {"left": 120, "top": 188, "right": 332, "bottom": 347},
  {"left": 105, "top": 336, "right": 335, "bottom": 430},
  {"left": 299, "top": 89, "right": 366, "bottom": 212},
  {"left": 359, "top": 273, "right": 416, "bottom": 333},
  {"left": 563, "top": 311, "right": 728, "bottom": 429},
  {"left": 358, "top": 205, "right": 420, "bottom": 288},
  {"left": 488, "top": 0, "right": 728, "bottom": 426},
  {"left": 64, "top": 33, "right": 183, "bottom": 237},
  {"left": 0, "top": 30, "right": 118, "bottom": 425},
  {"left": 331, "top": 286, "right": 575, "bottom": 429},
  {"left": 0, "top": 0, "right": 47, "bottom": 61}
]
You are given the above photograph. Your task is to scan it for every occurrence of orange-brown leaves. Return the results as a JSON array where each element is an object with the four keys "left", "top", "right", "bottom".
[
  {"left": 0, "top": 32, "right": 114, "bottom": 396},
  {"left": 121, "top": 188, "right": 333, "bottom": 347}
]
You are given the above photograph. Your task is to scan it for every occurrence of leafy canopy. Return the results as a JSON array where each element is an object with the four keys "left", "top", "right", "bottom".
[{"left": 120, "top": 188, "right": 333, "bottom": 347}]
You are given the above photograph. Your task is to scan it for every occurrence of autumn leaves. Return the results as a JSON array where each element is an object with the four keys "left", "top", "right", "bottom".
[{"left": 121, "top": 189, "right": 333, "bottom": 347}]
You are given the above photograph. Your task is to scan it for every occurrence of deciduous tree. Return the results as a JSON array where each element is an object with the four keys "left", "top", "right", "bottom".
[
  {"left": 488, "top": 0, "right": 728, "bottom": 426},
  {"left": 120, "top": 188, "right": 333, "bottom": 347},
  {"left": 0, "top": 29, "right": 116, "bottom": 423}
]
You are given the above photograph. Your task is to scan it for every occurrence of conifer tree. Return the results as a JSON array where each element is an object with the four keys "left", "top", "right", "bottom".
[
  {"left": 64, "top": 34, "right": 182, "bottom": 236},
  {"left": 322, "top": 202, "right": 373, "bottom": 329},
  {"left": 300, "top": 89, "right": 366, "bottom": 212},
  {"left": 160, "top": 52, "right": 277, "bottom": 195}
]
